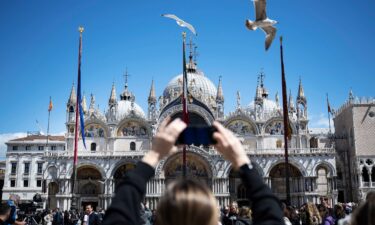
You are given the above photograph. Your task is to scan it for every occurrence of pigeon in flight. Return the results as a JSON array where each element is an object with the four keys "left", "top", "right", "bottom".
[
  {"left": 245, "top": 0, "right": 277, "bottom": 51},
  {"left": 162, "top": 14, "right": 197, "bottom": 36}
]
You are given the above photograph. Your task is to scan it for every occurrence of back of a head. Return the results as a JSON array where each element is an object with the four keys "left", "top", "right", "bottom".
[
  {"left": 239, "top": 206, "right": 251, "bottom": 219},
  {"left": 351, "top": 194, "right": 375, "bottom": 225},
  {"left": 306, "top": 202, "right": 321, "bottom": 225},
  {"left": 156, "top": 179, "right": 218, "bottom": 225},
  {"left": 0, "top": 203, "right": 11, "bottom": 216}
]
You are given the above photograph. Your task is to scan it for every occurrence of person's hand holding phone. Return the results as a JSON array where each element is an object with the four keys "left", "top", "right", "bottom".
[
  {"left": 142, "top": 117, "right": 186, "bottom": 168},
  {"left": 212, "top": 121, "right": 250, "bottom": 170}
]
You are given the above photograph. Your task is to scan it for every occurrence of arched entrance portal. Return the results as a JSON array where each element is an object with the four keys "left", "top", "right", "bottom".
[
  {"left": 48, "top": 182, "right": 59, "bottom": 210},
  {"left": 269, "top": 163, "right": 304, "bottom": 205},
  {"left": 75, "top": 166, "right": 103, "bottom": 210},
  {"left": 229, "top": 169, "right": 249, "bottom": 207},
  {"left": 164, "top": 152, "right": 212, "bottom": 187},
  {"left": 113, "top": 163, "right": 136, "bottom": 191}
]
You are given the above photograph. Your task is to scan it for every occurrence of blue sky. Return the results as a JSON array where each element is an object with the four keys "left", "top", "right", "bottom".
[{"left": 0, "top": 0, "right": 374, "bottom": 139}]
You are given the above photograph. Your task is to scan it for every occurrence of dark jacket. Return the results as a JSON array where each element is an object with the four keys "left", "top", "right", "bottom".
[{"left": 103, "top": 162, "right": 284, "bottom": 225}]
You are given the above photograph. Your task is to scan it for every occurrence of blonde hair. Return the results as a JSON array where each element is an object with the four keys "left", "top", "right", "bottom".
[
  {"left": 239, "top": 206, "right": 252, "bottom": 219},
  {"left": 306, "top": 202, "right": 321, "bottom": 225},
  {"left": 156, "top": 179, "right": 218, "bottom": 225}
]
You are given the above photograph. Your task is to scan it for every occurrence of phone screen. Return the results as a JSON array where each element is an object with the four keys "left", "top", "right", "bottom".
[{"left": 176, "top": 126, "right": 217, "bottom": 146}]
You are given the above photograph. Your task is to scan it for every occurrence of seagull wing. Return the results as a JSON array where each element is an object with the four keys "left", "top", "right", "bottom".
[
  {"left": 253, "top": 0, "right": 267, "bottom": 21},
  {"left": 161, "top": 14, "right": 197, "bottom": 35},
  {"left": 260, "top": 26, "right": 276, "bottom": 51}
]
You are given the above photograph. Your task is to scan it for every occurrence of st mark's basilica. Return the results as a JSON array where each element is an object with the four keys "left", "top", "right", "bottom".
[{"left": 2, "top": 50, "right": 337, "bottom": 210}]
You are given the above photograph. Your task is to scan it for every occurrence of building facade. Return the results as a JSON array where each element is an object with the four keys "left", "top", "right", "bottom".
[
  {"left": 3, "top": 55, "right": 337, "bottom": 210},
  {"left": 333, "top": 92, "right": 375, "bottom": 202}
]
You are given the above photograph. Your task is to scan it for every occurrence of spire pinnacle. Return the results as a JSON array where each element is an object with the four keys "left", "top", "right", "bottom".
[
  {"left": 288, "top": 90, "right": 295, "bottom": 110},
  {"left": 148, "top": 79, "right": 156, "bottom": 103},
  {"left": 349, "top": 88, "right": 354, "bottom": 101},
  {"left": 90, "top": 93, "right": 95, "bottom": 110},
  {"left": 109, "top": 83, "right": 117, "bottom": 105},
  {"left": 236, "top": 91, "right": 241, "bottom": 109},
  {"left": 68, "top": 83, "right": 77, "bottom": 105},
  {"left": 275, "top": 91, "right": 279, "bottom": 106},
  {"left": 216, "top": 76, "right": 224, "bottom": 102},
  {"left": 81, "top": 93, "right": 87, "bottom": 113},
  {"left": 297, "top": 77, "right": 306, "bottom": 103}
]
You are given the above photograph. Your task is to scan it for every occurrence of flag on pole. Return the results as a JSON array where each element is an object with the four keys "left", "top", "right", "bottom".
[
  {"left": 327, "top": 96, "right": 332, "bottom": 114},
  {"left": 48, "top": 96, "right": 53, "bottom": 112},
  {"left": 77, "top": 27, "right": 86, "bottom": 149},
  {"left": 74, "top": 26, "right": 86, "bottom": 166},
  {"left": 182, "top": 32, "right": 189, "bottom": 124}
]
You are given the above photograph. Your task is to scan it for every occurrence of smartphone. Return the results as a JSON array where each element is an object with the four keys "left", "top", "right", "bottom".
[{"left": 176, "top": 126, "right": 217, "bottom": 145}]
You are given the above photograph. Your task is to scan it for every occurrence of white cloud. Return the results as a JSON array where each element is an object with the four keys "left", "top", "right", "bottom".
[
  {"left": 0, "top": 133, "right": 28, "bottom": 159},
  {"left": 310, "top": 113, "right": 334, "bottom": 129}
]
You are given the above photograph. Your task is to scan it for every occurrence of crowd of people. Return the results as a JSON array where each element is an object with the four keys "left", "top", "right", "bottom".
[{"left": 1, "top": 118, "right": 375, "bottom": 225}]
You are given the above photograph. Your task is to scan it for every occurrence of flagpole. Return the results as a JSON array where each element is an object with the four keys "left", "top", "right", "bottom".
[
  {"left": 327, "top": 93, "right": 332, "bottom": 134},
  {"left": 280, "top": 36, "right": 291, "bottom": 205},
  {"left": 71, "top": 26, "right": 84, "bottom": 210},
  {"left": 182, "top": 32, "right": 188, "bottom": 178},
  {"left": 46, "top": 96, "right": 52, "bottom": 151}
]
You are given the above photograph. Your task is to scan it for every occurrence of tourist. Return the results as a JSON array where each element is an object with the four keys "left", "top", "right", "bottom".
[
  {"left": 223, "top": 202, "right": 239, "bottom": 225},
  {"left": 333, "top": 204, "right": 345, "bottom": 225},
  {"left": 83, "top": 205, "right": 99, "bottom": 225},
  {"left": 53, "top": 208, "right": 64, "bottom": 225},
  {"left": 6, "top": 195, "right": 26, "bottom": 225},
  {"left": 44, "top": 210, "right": 53, "bottom": 225},
  {"left": 0, "top": 203, "right": 11, "bottom": 225},
  {"left": 305, "top": 202, "right": 321, "bottom": 225},
  {"left": 282, "top": 203, "right": 292, "bottom": 225},
  {"left": 103, "top": 117, "right": 284, "bottom": 225},
  {"left": 235, "top": 206, "right": 252, "bottom": 225},
  {"left": 318, "top": 204, "right": 335, "bottom": 225},
  {"left": 350, "top": 192, "right": 375, "bottom": 225}
]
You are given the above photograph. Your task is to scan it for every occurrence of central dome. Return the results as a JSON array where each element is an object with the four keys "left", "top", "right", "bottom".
[
  {"left": 248, "top": 99, "right": 280, "bottom": 112},
  {"left": 117, "top": 100, "right": 145, "bottom": 119},
  {"left": 163, "top": 71, "right": 217, "bottom": 104}
]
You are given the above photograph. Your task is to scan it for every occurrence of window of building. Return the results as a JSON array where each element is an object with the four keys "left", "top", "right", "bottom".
[
  {"left": 130, "top": 142, "right": 136, "bottom": 151},
  {"left": 38, "top": 146, "right": 44, "bottom": 150},
  {"left": 11, "top": 162, "right": 17, "bottom": 175},
  {"left": 24, "top": 180, "right": 29, "bottom": 187},
  {"left": 36, "top": 180, "right": 42, "bottom": 187},
  {"left": 25, "top": 145, "right": 31, "bottom": 150},
  {"left": 10, "top": 180, "right": 15, "bottom": 187},
  {"left": 91, "top": 143, "right": 97, "bottom": 151},
  {"left": 276, "top": 140, "right": 282, "bottom": 148},
  {"left": 37, "top": 163, "right": 43, "bottom": 174},
  {"left": 51, "top": 146, "right": 56, "bottom": 150},
  {"left": 24, "top": 162, "right": 30, "bottom": 174},
  {"left": 12, "top": 146, "right": 18, "bottom": 150},
  {"left": 362, "top": 167, "right": 370, "bottom": 182},
  {"left": 69, "top": 106, "right": 74, "bottom": 113},
  {"left": 310, "top": 137, "right": 318, "bottom": 148}
]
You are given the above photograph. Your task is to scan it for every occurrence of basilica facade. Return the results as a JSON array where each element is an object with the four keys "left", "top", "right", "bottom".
[{"left": 3, "top": 56, "right": 337, "bottom": 210}]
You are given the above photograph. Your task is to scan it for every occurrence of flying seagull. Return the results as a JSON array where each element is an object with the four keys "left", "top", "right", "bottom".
[
  {"left": 162, "top": 14, "right": 197, "bottom": 36},
  {"left": 245, "top": 0, "right": 277, "bottom": 51}
]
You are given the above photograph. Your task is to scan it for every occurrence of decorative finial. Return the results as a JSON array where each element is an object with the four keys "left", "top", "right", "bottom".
[
  {"left": 236, "top": 91, "right": 241, "bottom": 109},
  {"left": 78, "top": 26, "right": 84, "bottom": 33},
  {"left": 123, "top": 68, "right": 131, "bottom": 88},
  {"left": 280, "top": 36, "right": 283, "bottom": 44},
  {"left": 182, "top": 32, "right": 186, "bottom": 40}
]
